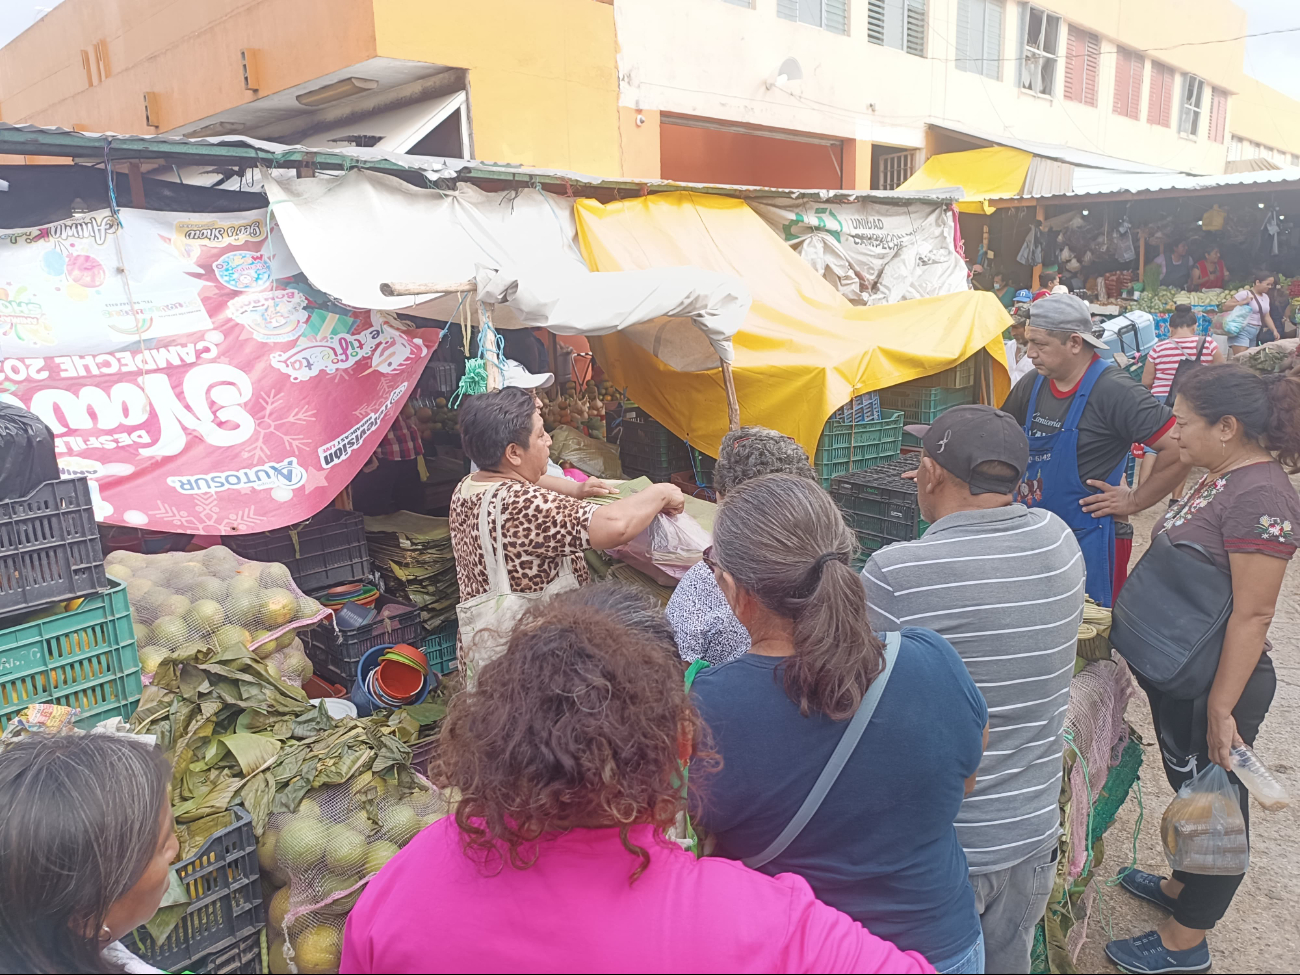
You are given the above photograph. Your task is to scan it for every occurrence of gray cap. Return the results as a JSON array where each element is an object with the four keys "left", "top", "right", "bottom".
[{"left": 1029, "top": 293, "right": 1108, "bottom": 349}]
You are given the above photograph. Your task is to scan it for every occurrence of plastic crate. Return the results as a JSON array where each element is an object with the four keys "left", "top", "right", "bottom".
[
  {"left": 421, "top": 620, "right": 459, "bottom": 675},
  {"left": 812, "top": 410, "right": 903, "bottom": 488},
  {"left": 0, "top": 580, "right": 141, "bottom": 733},
  {"left": 687, "top": 446, "right": 716, "bottom": 488},
  {"left": 905, "top": 358, "right": 978, "bottom": 388},
  {"left": 831, "top": 459, "right": 930, "bottom": 540},
  {"left": 130, "top": 805, "right": 264, "bottom": 972},
  {"left": 225, "top": 508, "right": 370, "bottom": 593},
  {"left": 877, "top": 384, "right": 975, "bottom": 425},
  {"left": 0, "top": 477, "right": 106, "bottom": 615},
  {"left": 199, "top": 929, "right": 265, "bottom": 975},
  {"left": 830, "top": 391, "right": 882, "bottom": 425},
  {"left": 303, "top": 594, "right": 424, "bottom": 683}
]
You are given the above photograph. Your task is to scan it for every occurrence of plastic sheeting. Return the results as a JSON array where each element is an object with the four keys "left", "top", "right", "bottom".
[
  {"left": 574, "top": 192, "right": 1011, "bottom": 459},
  {"left": 749, "top": 197, "right": 969, "bottom": 305},
  {"left": 265, "top": 170, "right": 747, "bottom": 367},
  {"left": 898, "top": 146, "right": 1033, "bottom": 214}
]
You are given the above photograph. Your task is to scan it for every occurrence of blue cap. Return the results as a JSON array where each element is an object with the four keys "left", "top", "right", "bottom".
[{"left": 1014, "top": 289, "right": 1033, "bottom": 302}]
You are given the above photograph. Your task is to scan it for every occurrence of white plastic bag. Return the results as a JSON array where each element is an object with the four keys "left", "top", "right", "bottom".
[
  {"left": 607, "top": 512, "right": 712, "bottom": 582},
  {"left": 1161, "top": 763, "right": 1250, "bottom": 875}
]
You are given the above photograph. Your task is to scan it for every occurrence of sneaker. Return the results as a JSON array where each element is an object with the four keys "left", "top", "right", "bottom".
[
  {"left": 1119, "top": 869, "right": 1180, "bottom": 914},
  {"left": 1105, "top": 930, "right": 1211, "bottom": 974}
]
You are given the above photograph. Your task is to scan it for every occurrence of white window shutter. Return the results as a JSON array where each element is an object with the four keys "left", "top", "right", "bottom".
[
  {"left": 825, "top": 0, "right": 849, "bottom": 34},
  {"left": 905, "top": 0, "right": 925, "bottom": 55},
  {"left": 983, "top": 0, "right": 1003, "bottom": 80},
  {"left": 777, "top": 0, "right": 800, "bottom": 22},
  {"left": 955, "top": 0, "right": 973, "bottom": 72}
]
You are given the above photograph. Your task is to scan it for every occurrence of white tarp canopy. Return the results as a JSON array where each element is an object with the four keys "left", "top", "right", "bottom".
[
  {"left": 749, "top": 197, "right": 969, "bottom": 306},
  {"left": 265, "top": 169, "right": 749, "bottom": 367}
]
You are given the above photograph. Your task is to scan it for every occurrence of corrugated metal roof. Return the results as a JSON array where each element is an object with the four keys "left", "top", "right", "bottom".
[
  {"left": 0, "top": 122, "right": 963, "bottom": 206},
  {"left": 928, "top": 122, "right": 1179, "bottom": 175},
  {"left": 1033, "top": 165, "right": 1300, "bottom": 200}
]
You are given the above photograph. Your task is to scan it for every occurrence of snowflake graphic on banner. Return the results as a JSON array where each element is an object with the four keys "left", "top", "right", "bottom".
[
  {"left": 146, "top": 495, "right": 269, "bottom": 535},
  {"left": 247, "top": 387, "right": 317, "bottom": 465}
]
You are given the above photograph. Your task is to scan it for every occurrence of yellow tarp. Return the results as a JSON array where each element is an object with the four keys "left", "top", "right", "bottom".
[
  {"left": 573, "top": 191, "right": 1011, "bottom": 460},
  {"left": 898, "top": 146, "right": 1032, "bottom": 214}
]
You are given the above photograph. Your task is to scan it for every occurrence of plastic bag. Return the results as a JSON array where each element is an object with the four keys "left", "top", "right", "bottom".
[
  {"left": 108, "top": 547, "right": 329, "bottom": 681},
  {"left": 548, "top": 425, "right": 624, "bottom": 479},
  {"left": 1222, "top": 303, "right": 1252, "bottom": 337},
  {"left": 606, "top": 512, "right": 712, "bottom": 582},
  {"left": 264, "top": 777, "right": 452, "bottom": 974},
  {"left": 1161, "top": 763, "right": 1250, "bottom": 875},
  {"left": 0, "top": 402, "right": 57, "bottom": 503}
]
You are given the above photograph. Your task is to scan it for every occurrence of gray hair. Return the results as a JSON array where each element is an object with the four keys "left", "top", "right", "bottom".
[
  {"left": 0, "top": 734, "right": 172, "bottom": 974},
  {"left": 712, "top": 474, "right": 883, "bottom": 719},
  {"left": 712, "top": 426, "right": 816, "bottom": 497}
]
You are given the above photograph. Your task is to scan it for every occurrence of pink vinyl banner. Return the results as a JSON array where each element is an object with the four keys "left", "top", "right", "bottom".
[{"left": 0, "top": 207, "right": 434, "bottom": 534}]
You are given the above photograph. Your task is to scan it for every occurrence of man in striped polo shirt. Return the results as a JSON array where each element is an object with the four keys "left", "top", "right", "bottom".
[{"left": 861, "top": 406, "right": 1084, "bottom": 974}]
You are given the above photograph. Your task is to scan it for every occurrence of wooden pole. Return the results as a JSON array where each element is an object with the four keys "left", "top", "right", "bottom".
[
  {"left": 381, "top": 279, "right": 476, "bottom": 297},
  {"left": 127, "top": 161, "right": 145, "bottom": 207},
  {"left": 720, "top": 359, "right": 740, "bottom": 431},
  {"left": 1031, "top": 205, "right": 1045, "bottom": 291}
]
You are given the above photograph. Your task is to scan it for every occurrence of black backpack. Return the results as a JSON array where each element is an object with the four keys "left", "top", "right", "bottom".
[{"left": 1164, "top": 335, "right": 1210, "bottom": 405}]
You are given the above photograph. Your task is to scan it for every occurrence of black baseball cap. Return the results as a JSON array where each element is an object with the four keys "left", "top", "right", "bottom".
[{"left": 904, "top": 405, "right": 1029, "bottom": 495}]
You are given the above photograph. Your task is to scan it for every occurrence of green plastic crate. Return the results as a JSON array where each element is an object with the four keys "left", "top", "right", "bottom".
[
  {"left": 907, "top": 358, "right": 978, "bottom": 388},
  {"left": 813, "top": 410, "right": 903, "bottom": 488},
  {"left": 877, "top": 384, "right": 975, "bottom": 425},
  {"left": 420, "top": 620, "right": 459, "bottom": 675},
  {"left": 0, "top": 580, "right": 142, "bottom": 732}
]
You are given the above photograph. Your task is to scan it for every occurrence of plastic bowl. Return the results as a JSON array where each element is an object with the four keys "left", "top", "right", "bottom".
[
  {"left": 383, "top": 642, "right": 429, "bottom": 673},
  {"left": 351, "top": 643, "right": 432, "bottom": 717},
  {"left": 375, "top": 657, "right": 424, "bottom": 700}
]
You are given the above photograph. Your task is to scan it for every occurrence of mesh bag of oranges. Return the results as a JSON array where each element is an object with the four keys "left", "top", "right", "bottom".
[
  {"left": 262, "top": 776, "right": 452, "bottom": 974},
  {"left": 106, "top": 546, "right": 328, "bottom": 686}
]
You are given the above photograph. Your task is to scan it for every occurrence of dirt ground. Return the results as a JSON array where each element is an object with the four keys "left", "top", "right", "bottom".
[{"left": 1076, "top": 475, "right": 1300, "bottom": 974}]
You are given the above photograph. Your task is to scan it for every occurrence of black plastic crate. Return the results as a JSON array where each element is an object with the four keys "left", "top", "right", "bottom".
[
  {"left": 130, "top": 806, "right": 263, "bottom": 972},
  {"left": 225, "top": 507, "right": 370, "bottom": 593},
  {"left": 0, "top": 477, "right": 106, "bottom": 615},
  {"left": 621, "top": 406, "right": 690, "bottom": 454},
  {"left": 303, "top": 593, "right": 424, "bottom": 683},
  {"left": 831, "top": 458, "right": 929, "bottom": 542},
  {"left": 201, "top": 929, "right": 264, "bottom": 974}
]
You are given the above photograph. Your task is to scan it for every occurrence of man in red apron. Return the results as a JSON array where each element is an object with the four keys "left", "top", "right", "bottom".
[{"left": 1001, "top": 295, "right": 1192, "bottom": 606}]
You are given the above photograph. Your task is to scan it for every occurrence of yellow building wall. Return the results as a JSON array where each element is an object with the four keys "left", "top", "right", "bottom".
[
  {"left": 1229, "top": 76, "right": 1300, "bottom": 157},
  {"left": 0, "top": 0, "right": 378, "bottom": 134},
  {"left": 372, "top": 0, "right": 621, "bottom": 175}
]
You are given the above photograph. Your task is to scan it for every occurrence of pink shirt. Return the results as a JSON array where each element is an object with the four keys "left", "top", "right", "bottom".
[{"left": 341, "top": 818, "right": 935, "bottom": 975}]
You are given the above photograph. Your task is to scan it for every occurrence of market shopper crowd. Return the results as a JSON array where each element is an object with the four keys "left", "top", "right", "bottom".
[{"left": 4, "top": 300, "right": 1300, "bottom": 975}]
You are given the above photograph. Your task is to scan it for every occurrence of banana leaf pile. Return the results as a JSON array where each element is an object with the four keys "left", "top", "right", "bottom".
[{"left": 129, "top": 641, "right": 429, "bottom": 855}]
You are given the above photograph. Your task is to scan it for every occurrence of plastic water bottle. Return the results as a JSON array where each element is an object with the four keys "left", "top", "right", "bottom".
[{"left": 1229, "top": 744, "right": 1291, "bottom": 811}]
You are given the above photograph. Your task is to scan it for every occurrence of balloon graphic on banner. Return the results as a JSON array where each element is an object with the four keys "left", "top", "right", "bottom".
[{"left": 65, "top": 253, "right": 106, "bottom": 289}]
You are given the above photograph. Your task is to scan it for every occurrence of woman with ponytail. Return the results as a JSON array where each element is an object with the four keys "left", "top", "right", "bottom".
[
  {"left": 1108, "top": 365, "right": 1300, "bottom": 975},
  {"left": 690, "top": 474, "right": 989, "bottom": 974}
]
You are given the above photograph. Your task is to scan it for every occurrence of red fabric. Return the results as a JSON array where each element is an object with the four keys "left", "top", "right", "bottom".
[
  {"left": 1112, "top": 536, "right": 1133, "bottom": 598},
  {"left": 1196, "top": 259, "right": 1226, "bottom": 289},
  {"left": 1048, "top": 355, "right": 1103, "bottom": 397},
  {"left": 1032, "top": 289, "right": 1050, "bottom": 302},
  {"left": 376, "top": 414, "right": 422, "bottom": 461},
  {"left": 1142, "top": 416, "right": 1176, "bottom": 448}
]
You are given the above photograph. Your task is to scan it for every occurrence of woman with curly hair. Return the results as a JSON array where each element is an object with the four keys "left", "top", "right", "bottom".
[
  {"left": 666, "top": 426, "right": 817, "bottom": 665},
  {"left": 341, "top": 586, "right": 933, "bottom": 974}
]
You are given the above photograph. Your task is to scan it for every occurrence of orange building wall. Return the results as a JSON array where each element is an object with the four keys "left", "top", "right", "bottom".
[
  {"left": 0, "top": 0, "right": 378, "bottom": 134},
  {"left": 659, "top": 121, "right": 844, "bottom": 191}
]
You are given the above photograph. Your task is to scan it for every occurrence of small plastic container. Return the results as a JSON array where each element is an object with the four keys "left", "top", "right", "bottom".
[
  {"left": 1230, "top": 744, "right": 1291, "bottom": 811},
  {"left": 351, "top": 643, "right": 432, "bottom": 717}
]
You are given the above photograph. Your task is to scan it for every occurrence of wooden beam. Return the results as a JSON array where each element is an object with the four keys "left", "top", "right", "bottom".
[
  {"left": 127, "top": 161, "right": 145, "bottom": 207},
  {"left": 720, "top": 360, "right": 740, "bottom": 431}
]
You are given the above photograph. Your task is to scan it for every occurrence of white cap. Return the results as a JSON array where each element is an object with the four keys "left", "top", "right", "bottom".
[
  {"left": 1050, "top": 284, "right": 1070, "bottom": 295},
  {"left": 502, "top": 358, "right": 554, "bottom": 389}
]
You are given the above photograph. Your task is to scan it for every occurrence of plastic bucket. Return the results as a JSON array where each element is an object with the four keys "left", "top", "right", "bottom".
[{"left": 351, "top": 643, "right": 432, "bottom": 717}]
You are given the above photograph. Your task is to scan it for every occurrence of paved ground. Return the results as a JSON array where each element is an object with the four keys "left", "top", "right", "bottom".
[{"left": 1076, "top": 475, "right": 1300, "bottom": 974}]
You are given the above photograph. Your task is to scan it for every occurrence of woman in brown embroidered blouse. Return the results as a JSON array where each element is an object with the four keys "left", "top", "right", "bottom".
[{"left": 1107, "top": 364, "right": 1300, "bottom": 974}]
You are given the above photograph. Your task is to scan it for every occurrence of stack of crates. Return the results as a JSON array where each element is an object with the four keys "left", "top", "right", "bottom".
[
  {"left": 812, "top": 410, "right": 904, "bottom": 488},
  {"left": 0, "top": 477, "right": 141, "bottom": 732},
  {"left": 619, "top": 403, "right": 691, "bottom": 482},
  {"left": 878, "top": 359, "right": 978, "bottom": 449},
  {"left": 829, "top": 456, "right": 929, "bottom": 565}
]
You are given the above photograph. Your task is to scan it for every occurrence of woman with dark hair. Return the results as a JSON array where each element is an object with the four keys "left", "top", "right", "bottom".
[
  {"left": 1107, "top": 365, "right": 1300, "bottom": 975},
  {"left": 341, "top": 591, "right": 934, "bottom": 974},
  {"left": 561, "top": 580, "right": 679, "bottom": 652},
  {"left": 666, "top": 426, "right": 817, "bottom": 665},
  {"left": 1222, "top": 270, "right": 1279, "bottom": 355},
  {"left": 691, "top": 474, "right": 989, "bottom": 973},
  {"left": 449, "top": 386, "right": 683, "bottom": 671},
  {"left": 1189, "top": 243, "right": 1228, "bottom": 292},
  {"left": 0, "top": 734, "right": 178, "bottom": 974}
]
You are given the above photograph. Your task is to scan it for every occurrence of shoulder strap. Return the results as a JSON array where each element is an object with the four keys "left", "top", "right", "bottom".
[
  {"left": 742, "top": 631, "right": 902, "bottom": 870},
  {"left": 1195, "top": 334, "right": 1209, "bottom": 362},
  {"left": 476, "top": 481, "right": 512, "bottom": 593}
]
